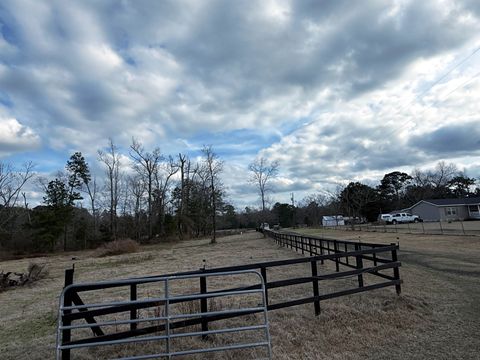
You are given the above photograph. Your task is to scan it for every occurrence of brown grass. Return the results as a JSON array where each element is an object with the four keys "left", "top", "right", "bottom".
[
  {"left": 0, "top": 230, "right": 479, "bottom": 359},
  {"left": 97, "top": 239, "right": 140, "bottom": 257}
]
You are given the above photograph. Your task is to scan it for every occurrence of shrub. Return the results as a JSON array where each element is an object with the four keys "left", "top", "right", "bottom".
[{"left": 97, "top": 239, "right": 139, "bottom": 257}]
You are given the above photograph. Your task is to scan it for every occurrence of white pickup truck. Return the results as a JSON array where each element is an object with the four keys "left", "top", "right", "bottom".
[
  {"left": 389, "top": 213, "right": 422, "bottom": 224},
  {"left": 260, "top": 223, "right": 270, "bottom": 230}
]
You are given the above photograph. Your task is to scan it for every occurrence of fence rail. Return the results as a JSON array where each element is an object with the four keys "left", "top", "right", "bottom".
[
  {"left": 321, "top": 220, "right": 480, "bottom": 236},
  {"left": 262, "top": 229, "right": 402, "bottom": 299},
  {"left": 57, "top": 270, "right": 271, "bottom": 360},
  {"left": 58, "top": 230, "right": 402, "bottom": 359}
]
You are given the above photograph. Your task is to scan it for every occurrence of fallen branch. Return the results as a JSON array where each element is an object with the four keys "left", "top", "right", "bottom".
[{"left": 0, "top": 263, "right": 48, "bottom": 291}]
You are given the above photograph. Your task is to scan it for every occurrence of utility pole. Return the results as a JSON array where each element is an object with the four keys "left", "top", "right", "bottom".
[{"left": 291, "top": 193, "right": 295, "bottom": 228}]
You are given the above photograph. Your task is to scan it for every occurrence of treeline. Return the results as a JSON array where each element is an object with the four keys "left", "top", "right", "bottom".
[
  {"left": 249, "top": 161, "right": 480, "bottom": 227},
  {"left": 0, "top": 139, "right": 230, "bottom": 254},
  {"left": 1, "top": 150, "right": 479, "bottom": 255}
]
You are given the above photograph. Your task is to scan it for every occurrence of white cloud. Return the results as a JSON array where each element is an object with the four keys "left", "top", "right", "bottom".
[
  {"left": 0, "top": 0, "right": 479, "bottom": 206},
  {"left": 0, "top": 117, "right": 41, "bottom": 156}
]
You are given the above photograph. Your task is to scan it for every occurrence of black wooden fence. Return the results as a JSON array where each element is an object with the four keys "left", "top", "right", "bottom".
[
  {"left": 58, "top": 231, "right": 402, "bottom": 359},
  {"left": 262, "top": 229, "right": 402, "bottom": 298}
]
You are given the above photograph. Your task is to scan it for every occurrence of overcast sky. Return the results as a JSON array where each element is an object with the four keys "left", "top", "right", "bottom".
[{"left": 1, "top": 0, "right": 479, "bottom": 209}]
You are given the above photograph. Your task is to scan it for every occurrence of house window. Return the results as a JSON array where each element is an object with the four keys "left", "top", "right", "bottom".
[
  {"left": 469, "top": 205, "right": 479, "bottom": 213},
  {"left": 445, "top": 207, "right": 457, "bottom": 216}
]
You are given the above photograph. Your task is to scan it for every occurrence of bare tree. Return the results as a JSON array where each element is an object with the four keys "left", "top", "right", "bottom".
[
  {"left": 248, "top": 157, "right": 279, "bottom": 212},
  {"left": 300, "top": 193, "right": 329, "bottom": 226},
  {"left": 98, "top": 139, "right": 121, "bottom": 240},
  {"left": 0, "top": 161, "right": 35, "bottom": 232},
  {"left": 410, "top": 161, "right": 459, "bottom": 200},
  {"left": 127, "top": 175, "right": 146, "bottom": 241},
  {"left": 84, "top": 176, "right": 99, "bottom": 243},
  {"left": 431, "top": 161, "right": 458, "bottom": 189},
  {"left": 22, "top": 192, "right": 31, "bottom": 225},
  {"left": 154, "top": 156, "right": 179, "bottom": 236},
  {"left": 130, "top": 138, "right": 163, "bottom": 239},
  {"left": 176, "top": 154, "right": 202, "bottom": 239},
  {"left": 177, "top": 154, "right": 187, "bottom": 238},
  {"left": 202, "top": 145, "right": 224, "bottom": 244}
]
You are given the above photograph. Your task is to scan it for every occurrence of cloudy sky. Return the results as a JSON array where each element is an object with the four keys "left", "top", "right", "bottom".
[{"left": 1, "top": 0, "right": 480, "bottom": 209}]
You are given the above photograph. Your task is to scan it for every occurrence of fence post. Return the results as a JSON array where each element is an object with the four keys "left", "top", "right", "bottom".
[
  {"left": 62, "top": 267, "right": 74, "bottom": 360},
  {"left": 354, "top": 244, "right": 364, "bottom": 288},
  {"left": 439, "top": 220, "right": 443, "bottom": 234},
  {"left": 344, "top": 243, "right": 349, "bottom": 265},
  {"left": 130, "top": 284, "right": 137, "bottom": 331},
  {"left": 311, "top": 260, "right": 320, "bottom": 316},
  {"left": 320, "top": 239, "right": 324, "bottom": 264},
  {"left": 391, "top": 243, "right": 402, "bottom": 295},
  {"left": 200, "top": 274, "right": 208, "bottom": 339},
  {"left": 334, "top": 241, "right": 340, "bottom": 272},
  {"left": 261, "top": 267, "right": 269, "bottom": 308},
  {"left": 301, "top": 236, "right": 305, "bottom": 255},
  {"left": 309, "top": 238, "right": 313, "bottom": 256},
  {"left": 460, "top": 220, "right": 466, "bottom": 235}
]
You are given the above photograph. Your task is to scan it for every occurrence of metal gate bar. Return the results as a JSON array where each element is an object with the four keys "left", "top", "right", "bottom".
[{"left": 56, "top": 270, "right": 272, "bottom": 359}]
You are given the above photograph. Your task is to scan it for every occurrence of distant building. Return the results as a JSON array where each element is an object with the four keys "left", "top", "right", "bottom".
[
  {"left": 322, "top": 215, "right": 345, "bottom": 226},
  {"left": 403, "top": 197, "right": 480, "bottom": 221}
]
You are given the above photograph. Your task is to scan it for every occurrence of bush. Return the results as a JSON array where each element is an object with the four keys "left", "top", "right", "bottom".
[{"left": 97, "top": 239, "right": 139, "bottom": 257}]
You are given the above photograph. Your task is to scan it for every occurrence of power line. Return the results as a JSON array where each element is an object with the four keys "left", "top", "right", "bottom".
[
  {"left": 416, "top": 46, "right": 480, "bottom": 100},
  {"left": 350, "top": 46, "right": 480, "bottom": 167}
]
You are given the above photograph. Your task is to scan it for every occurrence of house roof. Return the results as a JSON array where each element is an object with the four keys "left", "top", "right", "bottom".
[
  {"left": 408, "top": 197, "right": 480, "bottom": 208},
  {"left": 424, "top": 197, "right": 480, "bottom": 206},
  {"left": 322, "top": 215, "right": 344, "bottom": 220}
]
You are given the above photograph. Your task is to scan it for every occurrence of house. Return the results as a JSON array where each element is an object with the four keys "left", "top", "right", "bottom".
[
  {"left": 322, "top": 215, "right": 345, "bottom": 226},
  {"left": 403, "top": 197, "right": 480, "bottom": 221}
]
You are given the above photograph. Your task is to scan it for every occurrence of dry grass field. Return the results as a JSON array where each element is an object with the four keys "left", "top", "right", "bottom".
[{"left": 0, "top": 229, "right": 479, "bottom": 359}]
